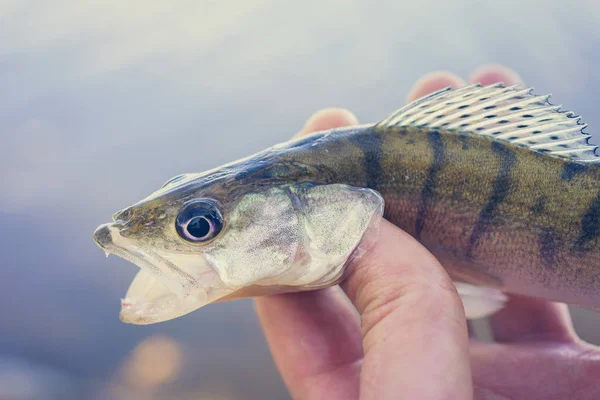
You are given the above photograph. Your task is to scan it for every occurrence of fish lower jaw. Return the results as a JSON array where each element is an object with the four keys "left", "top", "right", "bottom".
[
  {"left": 119, "top": 295, "right": 181, "bottom": 325},
  {"left": 119, "top": 286, "right": 220, "bottom": 325}
]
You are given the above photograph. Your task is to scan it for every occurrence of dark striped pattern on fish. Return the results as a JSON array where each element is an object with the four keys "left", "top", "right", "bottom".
[{"left": 273, "top": 124, "right": 600, "bottom": 306}]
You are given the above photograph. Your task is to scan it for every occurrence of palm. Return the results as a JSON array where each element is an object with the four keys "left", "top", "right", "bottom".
[{"left": 468, "top": 294, "right": 600, "bottom": 400}]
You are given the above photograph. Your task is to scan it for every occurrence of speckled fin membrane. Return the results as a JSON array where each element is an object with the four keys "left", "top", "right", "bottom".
[{"left": 377, "top": 83, "right": 599, "bottom": 163}]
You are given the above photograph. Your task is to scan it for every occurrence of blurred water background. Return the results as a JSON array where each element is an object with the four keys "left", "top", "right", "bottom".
[{"left": 1, "top": 1, "right": 599, "bottom": 399}]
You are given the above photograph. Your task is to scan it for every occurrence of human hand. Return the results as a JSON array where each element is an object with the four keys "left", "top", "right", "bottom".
[
  {"left": 418, "top": 67, "right": 600, "bottom": 400},
  {"left": 255, "top": 65, "right": 600, "bottom": 400}
]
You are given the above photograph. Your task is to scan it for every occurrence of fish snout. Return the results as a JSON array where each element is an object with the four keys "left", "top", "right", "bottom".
[{"left": 94, "top": 224, "right": 114, "bottom": 248}]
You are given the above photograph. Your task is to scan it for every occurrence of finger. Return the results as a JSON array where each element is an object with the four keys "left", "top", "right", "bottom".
[
  {"left": 255, "top": 288, "right": 362, "bottom": 399},
  {"left": 469, "top": 340, "right": 600, "bottom": 399},
  {"left": 255, "top": 109, "right": 363, "bottom": 399},
  {"left": 342, "top": 220, "right": 473, "bottom": 399},
  {"left": 406, "top": 71, "right": 466, "bottom": 102},
  {"left": 468, "top": 64, "right": 522, "bottom": 86},
  {"left": 488, "top": 295, "right": 576, "bottom": 343},
  {"left": 294, "top": 108, "right": 358, "bottom": 139}
]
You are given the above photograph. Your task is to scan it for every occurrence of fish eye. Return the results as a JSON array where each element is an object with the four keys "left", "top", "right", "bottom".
[{"left": 176, "top": 200, "right": 223, "bottom": 242}]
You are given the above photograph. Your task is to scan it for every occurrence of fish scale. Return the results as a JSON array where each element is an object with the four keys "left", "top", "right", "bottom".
[
  {"left": 275, "top": 86, "right": 600, "bottom": 305},
  {"left": 299, "top": 125, "right": 599, "bottom": 299}
]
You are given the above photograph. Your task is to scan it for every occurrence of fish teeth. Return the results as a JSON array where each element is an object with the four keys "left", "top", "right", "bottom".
[{"left": 104, "top": 250, "right": 111, "bottom": 258}]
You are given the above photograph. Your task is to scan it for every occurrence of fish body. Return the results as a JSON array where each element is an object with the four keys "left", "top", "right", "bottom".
[{"left": 94, "top": 83, "right": 600, "bottom": 324}]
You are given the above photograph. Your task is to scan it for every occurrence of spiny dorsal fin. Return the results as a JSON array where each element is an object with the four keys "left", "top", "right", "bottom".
[{"left": 377, "top": 83, "right": 598, "bottom": 163}]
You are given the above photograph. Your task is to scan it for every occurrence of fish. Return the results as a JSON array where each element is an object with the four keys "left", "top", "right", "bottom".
[{"left": 94, "top": 83, "right": 600, "bottom": 324}]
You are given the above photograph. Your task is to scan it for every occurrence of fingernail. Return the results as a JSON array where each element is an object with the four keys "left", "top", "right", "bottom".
[
  {"left": 469, "top": 64, "right": 523, "bottom": 86},
  {"left": 303, "top": 108, "right": 359, "bottom": 132},
  {"left": 407, "top": 71, "right": 466, "bottom": 102}
]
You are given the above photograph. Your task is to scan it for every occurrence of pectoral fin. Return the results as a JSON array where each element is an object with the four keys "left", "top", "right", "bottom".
[{"left": 454, "top": 281, "right": 507, "bottom": 319}]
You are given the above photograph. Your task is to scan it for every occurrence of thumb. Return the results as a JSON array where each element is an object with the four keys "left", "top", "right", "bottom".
[{"left": 342, "top": 220, "right": 473, "bottom": 399}]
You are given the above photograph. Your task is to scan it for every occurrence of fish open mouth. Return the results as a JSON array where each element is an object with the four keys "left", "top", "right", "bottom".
[{"left": 93, "top": 223, "right": 232, "bottom": 324}]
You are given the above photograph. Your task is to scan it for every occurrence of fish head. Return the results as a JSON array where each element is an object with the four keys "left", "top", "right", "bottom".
[{"left": 94, "top": 157, "right": 384, "bottom": 324}]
